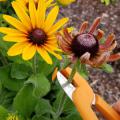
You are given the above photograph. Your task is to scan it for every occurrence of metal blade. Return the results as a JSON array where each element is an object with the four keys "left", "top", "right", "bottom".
[{"left": 57, "top": 71, "right": 75, "bottom": 100}]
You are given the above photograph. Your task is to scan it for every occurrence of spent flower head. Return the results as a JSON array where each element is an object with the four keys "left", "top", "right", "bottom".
[
  {"left": 0, "top": 0, "right": 69, "bottom": 64},
  {"left": 57, "top": 17, "right": 120, "bottom": 67}
]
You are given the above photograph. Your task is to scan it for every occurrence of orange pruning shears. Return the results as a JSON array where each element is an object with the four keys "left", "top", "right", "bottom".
[{"left": 57, "top": 67, "right": 120, "bottom": 120}]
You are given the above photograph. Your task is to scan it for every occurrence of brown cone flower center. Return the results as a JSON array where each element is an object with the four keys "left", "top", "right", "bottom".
[
  {"left": 29, "top": 28, "right": 47, "bottom": 45},
  {"left": 71, "top": 33, "right": 99, "bottom": 58}
]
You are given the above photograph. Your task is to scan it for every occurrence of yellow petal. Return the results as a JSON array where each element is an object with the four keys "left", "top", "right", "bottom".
[
  {"left": 44, "top": 6, "right": 59, "bottom": 31},
  {"left": 47, "top": 35, "right": 56, "bottom": 40},
  {"left": 12, "top": 1, "right": 32, "bottom": 31},
  {"left": 45, "top": 43, "right": 62, "bottom": 52},
  {"left": 3, "top": 35, "right": 28, "bottom": 42},
  {"left": 15, "top": 0, "right": 28, "bottom": 12},
  {"left": 37, "top": 47, "right": 52, "bottom": 64},
  {"left": 29, "top": 0, "right": 37, "bottom": 28},
  {"left": 44, "top": 47, "right": 62, "bottom": 60},
  {"left": 0, "top": 27, "right": 25, "bottom": 34},
  {"left": 48, "top": 18, "right": 69, "bottom": 35},
  {"left": 22, "top": 43, "right": 36, "bottom": 60},
  {"left": 44, "top": 45, "right": 62, "bottom": 60},
  {"left": 23, "top": 0, "right": 28, "bottom": 3},
  {"left": 3, "top": 15, "right": 28, "bottom": 34},
  {"left": 59, "top": 27, "right": 74, "bottom": 35},
  {"left": 46, "top": 40, "right": 59, "bottom": 46},
  {"left": 46, "top": 0, "right": 54, "bottom": 7},
  {"left": 17, "top": 0, "right": 26, "bottom": 5},
  {"left": 7, "top": 42, "right": 28, "bottom": 56},
  {"left": 6, "top": 33, "right": 27, "bottom": 37},
  {"left": 36, "top": 0, "right": 46, "bottom": 28}
]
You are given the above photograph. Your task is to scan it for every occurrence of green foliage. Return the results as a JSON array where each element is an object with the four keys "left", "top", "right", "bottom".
[
  {"left": 32, "top": 116, "right": 51, "bottom": 120},
  {"left": 0, "top": 105, "right": 8, "bottom": 120},
  {"left": 37, "top": 57, "right": 60, "bottom": 76},
  {"left": 35, "top": 98, "right": 53, "bottom": 116},
  {"left": 101, "top": 63, "right": 114, "bottom": 73},
  {"left": 26, "top": 73, "right": 51, "bottom": 98},
  {"left": 13, "top": 85, "right": 38, "bottom": 117},
  {"left": 53, "top": 91, "right": 82, "bottom": 120},
  {"left": 11, "top": 63, "right": 32, "bottom": 80},
  {"left": 101, "top": 0, "right": 117, "bottom": 5},
  {"left": 0, "top": 88, "right": 16, "bottom": 109},
  {"left": 0, "top": 65, "right": 25, "bottom": 91}
]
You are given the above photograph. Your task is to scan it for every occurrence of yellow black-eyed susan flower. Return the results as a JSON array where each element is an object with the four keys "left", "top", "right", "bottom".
[
  {"left": 57, "top": 17, "right": 120, "bottom": 67},
  {"left": 0, "top": 0, "right": 69, "bottom": 64}
]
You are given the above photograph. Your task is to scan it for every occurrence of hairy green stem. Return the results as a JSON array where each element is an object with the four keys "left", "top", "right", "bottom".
[
  {"left": 0, "top": 52, "right": 8, "bottom": 65},
  {"left": 68, "top": 61, "right": 79, "bottom": 82},
  {"left": 55, "top": 61, "right": 79, "bottom": 119},
  {"left": 32, "top": 54, "right": 37, "bottom": 75}
]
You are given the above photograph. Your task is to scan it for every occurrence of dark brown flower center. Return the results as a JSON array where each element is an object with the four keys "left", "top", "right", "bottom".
[
  {"left": 71, "top": 33, "right": 99, "bottom": 58},
  {"left": 29, "top": 28, "right": 47, "bottom": 46}
]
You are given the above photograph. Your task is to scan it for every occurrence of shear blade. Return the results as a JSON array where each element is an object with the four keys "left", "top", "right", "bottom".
[{"left": 57, "top": 71, "right": 75, "bottom": 100}]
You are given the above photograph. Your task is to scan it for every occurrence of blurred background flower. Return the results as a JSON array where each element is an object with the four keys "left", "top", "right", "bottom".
[
  {"left": 0, "top": 0, "right": 6, "bottom": 2},
  {"left": 15, "top": 0, "right": 55, "bottom": 11},
  {"left": 57, "top": 0, "right": 75, "bottom": 6}
]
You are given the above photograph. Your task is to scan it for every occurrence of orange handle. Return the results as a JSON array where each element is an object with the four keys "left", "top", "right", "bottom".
[
  {"left": 95, "top": 94, "right": 120, "bottom": 120},
  {"left": 62, "top": 67, "right": 99, "bottom": 120},
  {"left": 72, "top": 88, "right": 98, "bottom": 120},
  {"left": 61, "top": 67, "right": 120, "bottom": 120}
]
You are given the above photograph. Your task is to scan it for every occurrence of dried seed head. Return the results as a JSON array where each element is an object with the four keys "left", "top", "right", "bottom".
[{"left": 71, "top": 33, "right": 99, "bottom": 58}]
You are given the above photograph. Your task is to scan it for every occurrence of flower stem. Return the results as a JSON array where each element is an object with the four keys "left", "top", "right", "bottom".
[
  {"left": 0, "top": 52, "right": 8, "bottom": 65},
  {"left": 55, "top": 61, "right": 79, "bottom": 119},
  {"left": 32, "top": 54, "right": 37, "bottom": 75},
  {"left": 54, "top": 92, "right": 67, "bottom": 120},
  {"left": 68, "top": 61, "right": 79, "bottom": 82}
]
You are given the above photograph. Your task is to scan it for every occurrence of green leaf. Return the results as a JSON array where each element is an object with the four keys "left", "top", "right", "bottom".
[
  {"left": 0, "top": 80, "right": 2, "bottom": 91},
  {"left": 101, "top": 63, "right": 113, "bottom": 73},
  {"left": 101, "top": 0, "right": 111, "bottom": 5},
  {"left": 53, "top": 91, "right": 82, "bottom": 120},
  {"left": 61, "top": 112, "right": 82, "bottom": 120},
  {"left": 35, "top": 98, "right": 53, "bottom": 116},
  {"left": 11, "top": 63, "right": 32, "bottom": 80},
  {"left": 63, "top": 97, "right": 76, "bottom": 113},
  {"left": 0, "top": 88, "right": 16, "bottom": 108},
  {"left": 0, "top": 105, "right": 8, "bottom": 120},
  {"left": 0, "top": 65, "right": 24, "bottom": 91},
  {"left": 8, "top": 55, "right": 32, "bottom": 66},
  {"left": 53, "top": 90, "right": 74, "bottom": 113},
  {"left": 53, "top": 90, "right": 63, "bottom": 111},
  {"left": 26, "top": 73, "right": 50, "bottom": 98},
  {"left": 32, "top": 116, "right": 51, "bottom": 120},
  {"left": 13, "top": 84, "right": 38, "bottom": 117},
  {"left": 37, "top": 57, "right": 59, "bottom": 76}
]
